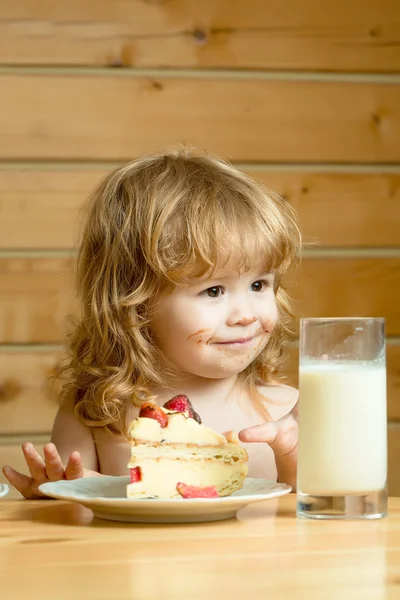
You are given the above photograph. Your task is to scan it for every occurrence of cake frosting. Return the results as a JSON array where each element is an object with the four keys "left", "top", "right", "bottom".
[{"left": 127, "top": 396, "right": 248, "bottom": 499}]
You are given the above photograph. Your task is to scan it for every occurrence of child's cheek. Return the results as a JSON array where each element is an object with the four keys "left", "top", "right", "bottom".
[
  {"left": 187, "top": 328, "right": 212, "bottom": 349},
  {"left": 262, "top": 316, "right": 278, "bottom": 336}
]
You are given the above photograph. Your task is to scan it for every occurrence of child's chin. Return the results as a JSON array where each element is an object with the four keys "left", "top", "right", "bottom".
[{"left": 198, "top": 363, "right": 251, "bottom": 379}]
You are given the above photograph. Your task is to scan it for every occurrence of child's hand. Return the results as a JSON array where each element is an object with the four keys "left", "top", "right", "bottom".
[
  {"left": 2, "top": 442, "right": 85, "bottom": 499},
  {"left": 239, "top": 403, "right": 298, "bottom": 489}
]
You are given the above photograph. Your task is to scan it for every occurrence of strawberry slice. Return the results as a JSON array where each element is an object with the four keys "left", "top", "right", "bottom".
[
  {"left": 163, "top": 395, "right": 202, "bottom": 424},
  {"left": 139, "top": 402, "right": 168, "bottom": 427},
  {"left": 130, "top": 467, "right": 142, "bottom": 483},
  {"left": 176, "top": 482, "right": 219, "bottom": 498}
]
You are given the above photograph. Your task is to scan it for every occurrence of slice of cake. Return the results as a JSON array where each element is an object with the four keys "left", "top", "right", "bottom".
[{"left": 127, "top": 395, "right": 248, "bottom": 499}]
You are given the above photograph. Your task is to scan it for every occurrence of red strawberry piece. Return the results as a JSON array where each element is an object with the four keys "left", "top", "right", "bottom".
[
  {"left": 139, "top": 402, "right": 168, "bottom": 428},
  {"left": 164, "top": 394, "right": 192, "bottom": 414},
  {"left": 176, "top": 482, "right": 219, "bottom": 499},
  {"left": 163, "top": 395, "right": 202, "bottom": 424},
  {"left": 130, "top": 467, "right": 142, "bottom": 483}
]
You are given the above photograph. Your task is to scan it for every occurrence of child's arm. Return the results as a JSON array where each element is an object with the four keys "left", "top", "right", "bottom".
[
  {"left": 2, "top": 392, "right": 101, "bottom": 499},
  {"left": 239, "top": 403, "right": 298, "bottom": 490},
  {"left": 50, "top": 390, "right": 99, "bottom": 471}
]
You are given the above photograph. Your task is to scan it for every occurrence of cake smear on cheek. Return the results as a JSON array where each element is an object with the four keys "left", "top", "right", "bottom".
[
  {"left": 188, "top": 328, "right": 210, "bottom": 347},
  {"left": 187, "top": 321, "right": 275, "bottom": 370},
  {"left": 187, "top": 327, "right": 215, "bottom": 364}
]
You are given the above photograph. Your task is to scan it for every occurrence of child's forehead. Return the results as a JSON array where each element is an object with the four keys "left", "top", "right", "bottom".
[{"left": 189, "top": 257, "right": 273, "bottom": 282}]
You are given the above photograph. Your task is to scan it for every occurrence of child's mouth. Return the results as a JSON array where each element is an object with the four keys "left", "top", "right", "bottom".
[{"left": 215, "top": 337, "right": 254, "bottom": 346}]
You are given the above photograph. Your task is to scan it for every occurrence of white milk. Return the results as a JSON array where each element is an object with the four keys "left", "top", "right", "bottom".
[{"left": 298, "top": 361, "right": 387, "bottom": 496}]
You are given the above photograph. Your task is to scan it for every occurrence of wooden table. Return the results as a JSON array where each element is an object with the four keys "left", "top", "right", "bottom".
[{"left": 1, "top": 494, "right": 399, "bottom": 599}]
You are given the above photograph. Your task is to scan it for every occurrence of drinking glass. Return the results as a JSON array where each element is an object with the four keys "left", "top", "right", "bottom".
[{"left": 297, "top": 317, "right": 387, "bottom": 519}]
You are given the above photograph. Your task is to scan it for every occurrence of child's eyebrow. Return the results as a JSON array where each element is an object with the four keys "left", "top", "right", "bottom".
[{"left": 195, "top": 271, "right": 274, "bottom": 282}]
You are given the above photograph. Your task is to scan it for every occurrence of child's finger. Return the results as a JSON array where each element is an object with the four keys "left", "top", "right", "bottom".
[
  {"left": 2, "top": 465, "right": 35, "bottom": 498},
  {"left": 270, "top": 415, "right": 298, "bottom": 457},
  {"left": 43, "top": 443, "right": 65, "bottom": 481},
  {"left": 239, "top": 422, "right": 278, "bottom": 445},
  {"left": 22, "top": 442, "right": 47, "bottom": 481},
  {"left": 239, "top": 418, "right": 298, "bottom": 457},
  {"left": 64, "top": 451, "right": 84, "bottom": 480},
  {"left": 273, "top": 432, "right": 298, "bottom": 458}
]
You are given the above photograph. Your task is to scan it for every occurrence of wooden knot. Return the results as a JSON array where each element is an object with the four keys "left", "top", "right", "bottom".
[
  {"left": 0, "top": 379, "right": 22, "bottom": 402},
  {"left": 372, "top": 113, "right": 382, "bottom": 126},
  {"left": 368, "top": 26, "right": 381, "bottom": 38},
  {"left": 193, "top": 28, "right": 209, "bottom": 45}
]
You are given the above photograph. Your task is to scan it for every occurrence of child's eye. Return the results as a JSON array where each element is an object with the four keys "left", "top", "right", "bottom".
[
  {"left": 251, "top": 280, "right": 269, "bottom": 292},
  {"left": 203, "top": 286, "right": 224, "bottom": 298}
]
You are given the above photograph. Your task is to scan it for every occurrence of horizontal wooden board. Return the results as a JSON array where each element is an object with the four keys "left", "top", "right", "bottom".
[
  {"left": 265, "top": 171, "right": 400, "bottom": 248},
  {"left": 294, "top": 258, "right": 400, "bottom": 331},
  {"left": 0, "top": 257, "right": 77, "bottom": 343},
  {"left": 0, "top": 351, "right": 61, "bottom": 435},
  {"left": 1, "top": 168, "right": 400, "bottom": 249},
  {"left": 1, "top": 256, "right": 400, "bottom": 343},
  {"left": 281, "top": 344, "right": 400, "bottom": 421},
  {"left": 1, "top": 0, "right": 399, "bottom": 71},
  {"left": 1, "top": 75, "right": 400, "bottom": 163},
  {"left": 0, "top": 169, "right": 93, "bottom": 249},
  {"left": 1, "top": 429, "right": 399, "bottom": 498}
]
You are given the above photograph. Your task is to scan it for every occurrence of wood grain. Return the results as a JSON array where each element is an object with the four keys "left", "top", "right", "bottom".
[
  {"left": 0, "top": 494, "right": 399, "bottom": 600},
  {"left": 1, "top": 256, "right": 400, "bottom": 343},
  {"left": 263, "top": 171, "right": 400, "bottom": 248},
  {"left": 0, "top": 256, "right": 76, "bottom": 344},
  {"left": 0, "top": 350, "right": 62, "bottom": 435},
  {"left": 1, "top": 168, "right": 400, "bottom": 249},
  {"left": 0, "top": 168, "right": 92, "bottom": 249},
  {"left": 1, "top": 75, "right": 399, "bottom": 162},
  {"left": 1, "top": 0, "right": 399, "bottom": 71},
  {"left": 294, "top": 258, "right": 400, "bottom": 332}
]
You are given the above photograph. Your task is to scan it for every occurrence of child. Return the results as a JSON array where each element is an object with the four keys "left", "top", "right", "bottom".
[{"left": 3, "top": 148, "right": 301, "bottom": 499}]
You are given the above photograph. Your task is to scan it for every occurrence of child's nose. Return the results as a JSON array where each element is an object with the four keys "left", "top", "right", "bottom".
[
  {"left": 227, "top": 300, "right": 257, "bottom": 327},
  {"left": 235, "top": 315, "right": 257, "bottom": 326}
]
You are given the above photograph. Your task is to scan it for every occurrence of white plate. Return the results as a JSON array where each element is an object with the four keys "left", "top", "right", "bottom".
[
  {"left": 39, "top": 476, "right": 291, "bottom": 523},
  {"left": 0, "top": 483, "right": 9, "bottom": 498}
]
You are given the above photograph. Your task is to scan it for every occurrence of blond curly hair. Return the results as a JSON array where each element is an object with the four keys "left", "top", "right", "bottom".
[{"left": 60, "top": 148, "right": 301, "bottom": 435}]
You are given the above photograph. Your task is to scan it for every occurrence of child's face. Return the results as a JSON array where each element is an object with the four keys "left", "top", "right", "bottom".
[{"left": 150, "top": 265, "right": 278, "bottom": 381}]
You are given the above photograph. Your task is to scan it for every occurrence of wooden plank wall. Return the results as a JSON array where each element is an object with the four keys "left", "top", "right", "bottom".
[{"left": 0, "top": 0, "right": 399, "bottom": 496}]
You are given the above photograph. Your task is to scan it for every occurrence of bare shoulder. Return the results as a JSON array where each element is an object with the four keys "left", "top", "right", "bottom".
[
  {"left": 257, "top": 382, "right": 298, "bottom": 420},
  {"left": 56, "top": 388, "right": 77, "bottom": 414},
  {"left": 53, "top": 388, "right": 89, "bottom": 425}
]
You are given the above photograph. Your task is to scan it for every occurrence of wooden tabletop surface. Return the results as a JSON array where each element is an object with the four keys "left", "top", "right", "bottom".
[{"left": 1, "top": 494, "right": 399, "bottom": 599}]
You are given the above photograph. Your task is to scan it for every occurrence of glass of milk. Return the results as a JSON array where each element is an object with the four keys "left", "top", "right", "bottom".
[{"left": 297, "top": 317, "right": 387, "bottom": 519}]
